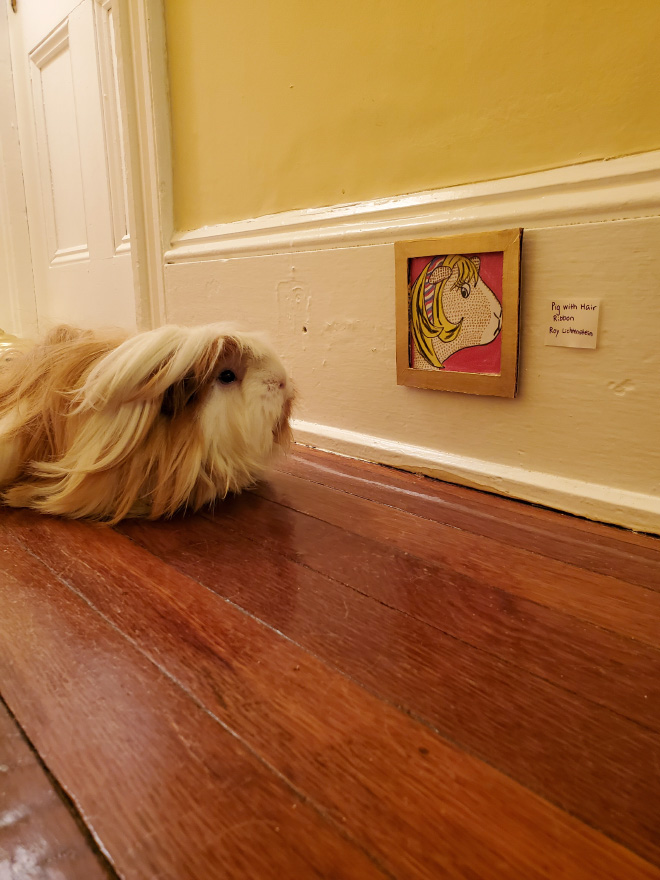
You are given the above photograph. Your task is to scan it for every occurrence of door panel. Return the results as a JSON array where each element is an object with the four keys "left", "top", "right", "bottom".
[
  {"left": 30, "top": 21, "right": 88, "bottom": 263},
  {"left": 10, "top": 0, "right": 137, "bottom": 332}
]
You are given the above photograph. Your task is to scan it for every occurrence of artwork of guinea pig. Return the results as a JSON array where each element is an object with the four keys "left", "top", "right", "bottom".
[
  {"left": 410, "top": 254, "right": 502, "bottom": 369},
  {"left": 0, "top": 324, "right": 294, "bottom": 522}
]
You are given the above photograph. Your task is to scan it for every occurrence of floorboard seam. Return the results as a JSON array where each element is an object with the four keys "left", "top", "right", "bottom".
[
  {"left": 0, "top": 692, "right": 120, "bottom": 880},
  {"left": 228, "top": 494, "right": 660, "bottom": 642},
  {"left": 106, "top": 531, "right": 660, "bottom": 868},
  {"left": 6, "top": 532, "right": 400, "bottom": 880},
  {"left": 197, "top": 507, "right": 660, "bottom": 733},
  {"left": 276, "top": 461, "right": 660, "bottom": 573}
]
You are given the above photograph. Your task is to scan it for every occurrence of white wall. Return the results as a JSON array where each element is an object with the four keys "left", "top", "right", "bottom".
[{"left": 166, "top": 155, "right": 660, "bottom": 533}]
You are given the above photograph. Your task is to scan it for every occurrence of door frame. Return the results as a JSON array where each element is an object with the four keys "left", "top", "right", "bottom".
[{"left": 114, "top": 0, "right": 171, "bottom": 330}]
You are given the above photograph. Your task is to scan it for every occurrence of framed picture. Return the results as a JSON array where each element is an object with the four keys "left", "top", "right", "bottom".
[{"left": 395, "top": 228, "right": 522, "bottom": 397}]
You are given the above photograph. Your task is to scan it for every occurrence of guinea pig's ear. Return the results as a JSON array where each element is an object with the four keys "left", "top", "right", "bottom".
[
  {"left": 427, "top": 264, "right": 451, "bottom": 285},
  {"left": 78, "top": 326, "right": 232, "bottom": 412}
]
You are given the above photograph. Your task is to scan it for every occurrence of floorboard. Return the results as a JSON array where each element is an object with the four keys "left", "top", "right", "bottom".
[
  {"left": 284, "top": 446, "right": 660, "bottom": 558},
  {"left": 200, "top": 492, "right": 660, "bottom": 730},
  {"left": 117, "top": 510, "right": 660, "bottom": 866},
  {"left": 1, "top": 446, "right": 659, "bottom": 879},
  {"left": 0, "top": 533, "right": 387, "bottom": 880},
  {"left": 0, "top": 699, "right": 114, "bottom": 880},
  {"left": 256, "top": 469, "right": 660, "bottom": 644},
  {"left": 278, "top": 446, "right": 660, "bottom": 588},
  {"left": 2, "top": 511, "right": 658, "bottom": 880}
]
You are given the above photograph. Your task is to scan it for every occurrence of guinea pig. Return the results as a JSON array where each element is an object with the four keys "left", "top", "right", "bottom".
[{"left": 0, "top": 323, "right": 294, "bottom": 523}]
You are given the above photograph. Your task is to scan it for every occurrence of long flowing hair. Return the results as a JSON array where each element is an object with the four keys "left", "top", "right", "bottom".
[
  {"left": 0, "top": 325, "right": 292, "bottom": 522},
  {"left": 410, "top": 255, "right": 479, "bottom": 369}
]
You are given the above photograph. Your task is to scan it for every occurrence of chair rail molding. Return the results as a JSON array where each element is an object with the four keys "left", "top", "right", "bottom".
[{"left": 165, "top": 150, "right": 660, "bottom": 264}]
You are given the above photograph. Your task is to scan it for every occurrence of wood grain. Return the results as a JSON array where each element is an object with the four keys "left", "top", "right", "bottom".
[
  {"left": 198, "top": 490, "right": 660, "bottom": 731},
  {"left": 112, "top": 511, "right": 660, "bottom": 865},
  {"left": 3, "top": 510, "right": 660, "bottom": 880},
  {"left": 0, "top": 534, "right": 388, "bottom": 880},
  {"left": 0, "top": 699, "right": 114, "bottom": 880},
  {"left": 255, "top": 469, "right": 660, "bottom": 645},
  {"left": 278, "top": 446, "right": 660, "bottom": 590}
]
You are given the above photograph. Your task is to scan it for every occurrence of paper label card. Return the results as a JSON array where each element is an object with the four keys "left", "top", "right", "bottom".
[{"left": 545, "top": 300, "right": 600, "bottom": 349}]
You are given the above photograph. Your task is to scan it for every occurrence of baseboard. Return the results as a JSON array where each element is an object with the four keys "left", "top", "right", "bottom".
[
  {"left": 291, "top": 420, "right": 660, "bottom": 536},
  {"left": 165, "top": 150, "right": 660, "bottom": 263}
]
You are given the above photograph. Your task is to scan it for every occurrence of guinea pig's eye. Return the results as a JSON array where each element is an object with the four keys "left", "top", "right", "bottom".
[
  {"left": 461, "top": 285, "right": 470, "bottom": 299},
  {"left": 218, "top": 369, "right": 237, "bottom": 385}
]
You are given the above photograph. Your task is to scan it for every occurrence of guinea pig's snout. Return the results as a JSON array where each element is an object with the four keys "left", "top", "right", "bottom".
[
  {"left": 264, "top": 373, "right": 295, "bottom": 407},
  {"left": 265, "top": 376, "right": 286, "bottom": 392}
]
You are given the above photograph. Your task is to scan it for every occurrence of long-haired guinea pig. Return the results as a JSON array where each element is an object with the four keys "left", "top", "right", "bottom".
[{"left": 0, "top": 324, "right": 294, "bottom": 522}]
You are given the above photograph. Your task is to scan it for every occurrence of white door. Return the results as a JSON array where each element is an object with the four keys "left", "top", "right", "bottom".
[{"left": 7, "top": 0, "right": 137, "bottom": 332}]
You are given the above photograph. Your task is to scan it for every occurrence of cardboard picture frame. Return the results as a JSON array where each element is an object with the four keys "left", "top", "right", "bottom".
[{"left": 395, "top": 228, "right": 522, "bottom": 397}]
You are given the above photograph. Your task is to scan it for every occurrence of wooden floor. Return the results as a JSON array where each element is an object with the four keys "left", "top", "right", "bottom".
[{"left": 1, "top": 447, "right": 659, "bottom": 880}]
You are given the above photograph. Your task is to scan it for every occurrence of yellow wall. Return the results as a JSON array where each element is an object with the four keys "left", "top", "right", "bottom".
[{"left": 165, "top": 0, "right": 660, "bottom": 231}]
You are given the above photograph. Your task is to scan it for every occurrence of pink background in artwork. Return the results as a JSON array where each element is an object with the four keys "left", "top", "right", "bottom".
[{"left": 409, "top": 251, "right": 504, "bottom": 374}]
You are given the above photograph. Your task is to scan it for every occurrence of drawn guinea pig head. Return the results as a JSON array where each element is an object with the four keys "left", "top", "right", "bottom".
[
  {"left": 412, "top": 255, "right": 502, "bottom": 369},
  {"left": 427, "top": 256, "right": 502, "bottom": 349}
]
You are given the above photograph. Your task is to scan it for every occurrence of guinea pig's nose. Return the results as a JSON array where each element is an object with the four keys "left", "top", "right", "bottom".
[{"left": 266, "top": 376, "right": 287, "bottom": 392}]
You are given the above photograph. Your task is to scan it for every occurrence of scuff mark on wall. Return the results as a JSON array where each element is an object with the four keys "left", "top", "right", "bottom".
[
  {"left": 607, "top": 379, "right": 635, "bottom": 396},
  {"left": 276, "top": 263, "right": 312, "bottom": 361}
]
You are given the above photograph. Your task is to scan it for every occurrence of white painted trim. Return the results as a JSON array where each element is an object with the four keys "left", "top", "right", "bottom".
[
  {"left": 51, "top": 244, "right": 90, "bottom": 265},
  {"left": 291, "top": 420, "right": 660, "bottom": 535},
  {"left": 165, "top": 150, "right": 660, "bottom": 263},
  {"left": 94, "top": 0, "right": 131, "bottom": 255},
  {"left": 116, "top": 234, "right": 130, "bottom": 254},
  {"left": 28, "top": 19, "right": 68, "bottom": 68},
  {"left": 114, "top": 0, "right": 171, "bottom": 329}
]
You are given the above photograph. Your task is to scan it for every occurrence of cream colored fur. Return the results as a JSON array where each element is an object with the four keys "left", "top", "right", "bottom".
[{"left": 0, "top": 324, "right": 294, "bottom": 523}]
